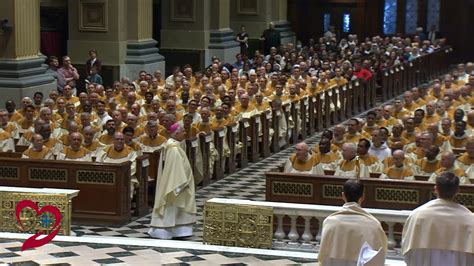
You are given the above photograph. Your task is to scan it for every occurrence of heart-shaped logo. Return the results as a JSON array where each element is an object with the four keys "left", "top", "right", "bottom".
[{"left": 15, "top": 200, "right": 62, "bottom": 251}]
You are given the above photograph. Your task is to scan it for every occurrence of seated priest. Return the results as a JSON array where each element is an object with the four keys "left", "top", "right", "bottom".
[
  {"left": 56, "top": 132, "right": 92, "bottom": 161},
  {"left": 357, "top": 139, "right": 382, "bottom": 173},
  {"left": 21, "top": 134, "right": 54, "bottom": 159},
  {"left": 96, "top": 132, "right": 138, "bottom": 199},
  {"left": 82, "top": 126, "right": 104, "bottom": 158},
  {"left": 380, "top": 150, "right": 415, "bottom": 181},
  {"left": 368, "top": 129, "right": 391, "bottom": 161},
  {"left": 318, "top": 179, "right": 387, "bottom": 265},
  {"left": 457, "top": 137, "right": 474, "bottom": 178},
  {"left": 335, "top": 143, "right": 369, "bottom": 178},
  {"left": 414, "top": 145, "right": 441, "bottom": 175},
  {"left": 429, "top": 152, "right": 470, "bottom": 184},
  {"left": 284, "top": 142, "right": 324, "bottom": 174},
  {"left": 312, "top": 138, "right": 339, "bottom": 171},
  {"left": 139, "top": 120, "right": 167, "bottom": 152},
  {"left": 402, "top": 172, "right": 474, "bottom": 266}
]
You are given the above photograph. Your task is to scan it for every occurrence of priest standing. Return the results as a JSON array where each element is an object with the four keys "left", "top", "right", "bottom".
[
  {"left": 402, "top": 172, "right": 474, "bottom": 265},
  {"left": 318, "top": 180, "right": 387, "bottom": 265},
  {"left": 148, "top": 123, "right": 196, "bottom": 239}
]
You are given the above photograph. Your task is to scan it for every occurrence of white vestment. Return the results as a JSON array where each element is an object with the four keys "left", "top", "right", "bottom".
[
  {"left": 402, "top": 199, "right": 474, "bottom": 266},
  {"left": 149, "top": 138, "right": 197, "bottom": 239},
  {"left": 318, "top": 202, "right": 387, "bottom": 266}
]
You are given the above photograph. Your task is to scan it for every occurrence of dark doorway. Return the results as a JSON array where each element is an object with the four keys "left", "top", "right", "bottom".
[{"left": 40, "top": 3, "right": 68, "bottom": 59}]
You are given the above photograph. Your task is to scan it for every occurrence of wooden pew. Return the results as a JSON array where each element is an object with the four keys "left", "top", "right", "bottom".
[
  {"left": 199, "top": 132, "right": 212, "bottom": 186},
  {"left": 265, "top": 172, "right": 474, "bottom": 211},
  {"left": 271, "top": 109, "right": 281, "bottom": 153},
  {"left": 323, "top": 90, "right": 331, "bottom": 128},
  {"left": 185, "top": 137, "right": 198, "bottom": 177},
  {"left": 226, "top": 123, "right": 238, "bottom": 174},
  {"left": 315, "top": 93, "right": 323, "bottom": 131},
  {"left": 135, "top": 154, "right": 150, "bottom": 216},
  {"left": 15, "top": 145, "right": 28, "bottom": 153},
  {"left": 282, "top": 103, "right": 291, "bottom": 148},
  {"left": 290, "top": 101, "right": 300, "bottom": 144},
  {"left": 213, "top": 128, "right": 225, "bottom": 179},
  {"left": 260, "top": 111, "right": 271, "bottom": 158},
  {"left": 307, "top": 96, "right": 316, "bottom": 135},
  {"left": 143, "top": 150, "right": 161, "bottom": 204},
  {"left": 249, "top": 115, "right": 260, "bottom": 162},
  {"left": 238, "top": 119, "right": 249, "bottom": 168},
  {"left": 0, "top": 157, "right": 149, "bottom": 225},
  {"left": 299, "top": 98, "right": 308, "bottom": 139}
]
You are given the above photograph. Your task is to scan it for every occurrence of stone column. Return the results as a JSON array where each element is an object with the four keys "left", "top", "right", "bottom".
[
  {"left": 0, "top": 0, "right": 55, "bottom": 103},
  {"left": 207, "top": 0, "right": 239, "bottom": 67},
  {"left": 125, "top": 0, "right": 165, "bottom": 78},
  {"left": 271, "top": 0, "right": 295, "bottom": 45}
]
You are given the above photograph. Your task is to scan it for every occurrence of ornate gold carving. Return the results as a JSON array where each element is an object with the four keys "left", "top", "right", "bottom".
[
  {"left": 28, "top": 168, "right": 67, "bottom": 182},
  {"left": 272, "top": 181, "right": 313, "bottom": 197},
  {"left": 203, "top": 202, "right": 273, "bottom": 249},
  {"left": 77, "top": 170, "right": 115, "bottom": 185},
  {"left": 375, "top": 188, "right": 419, "bottom": 204},
  {"left": 0, "top": 193, "right": 72, "bottom": 236},
  {"left": 455, "top": 193, "right": 474, "bottom": 208},
  {"left": 322, "top": 184, "right": 344, "bottom": 199},
  {"left": 0, "top": 166, "right": 19, "bottom": 179}
]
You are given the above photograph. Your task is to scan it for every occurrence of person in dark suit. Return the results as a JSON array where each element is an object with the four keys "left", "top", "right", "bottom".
[
  {"left": 427, "top": 25, "right": 440, "bottom": 43},
  {"left": 260, "top": 22, "right": 281, "bottom": 56},
  {"left": 85, "top": 49, "right": 102, "bottom": 75}
]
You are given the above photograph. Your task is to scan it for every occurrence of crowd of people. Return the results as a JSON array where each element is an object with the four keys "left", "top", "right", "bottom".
[
  {"left": 285, "top": 67, "right": 474, "bottom": 182},
  {"left": 0, "top": 24, "right": 471, "bottom": 249}
]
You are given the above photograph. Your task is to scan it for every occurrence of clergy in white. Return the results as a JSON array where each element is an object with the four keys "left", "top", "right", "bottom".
[
  {"left": 319, "top": 180, "right": 387, "bottom": 265},
  {"left": 402, "top": 172, "right": 474, "bottom": 266},
  {"left": 283, "top": 142, "right": 324, "bottom": 175},
  {"left": 149, "top": 123, "right": 196, "bottom": 239}
]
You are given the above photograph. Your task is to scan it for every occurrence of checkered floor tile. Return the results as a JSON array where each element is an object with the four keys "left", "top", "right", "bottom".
[{"left": 0, "top": 239, "right": 318, "bottom": 265}]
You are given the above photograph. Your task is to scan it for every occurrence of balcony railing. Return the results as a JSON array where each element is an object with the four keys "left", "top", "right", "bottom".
[{"left": 206, "top": 198, "right": 411, "bottom": 257}]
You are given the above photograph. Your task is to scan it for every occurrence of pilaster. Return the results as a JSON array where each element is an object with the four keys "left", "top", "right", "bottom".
[{"left": 0, "top": 0, "right": 55, "bottom": 103}]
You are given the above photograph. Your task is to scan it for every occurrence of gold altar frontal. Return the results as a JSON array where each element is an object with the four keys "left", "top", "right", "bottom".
[
  {"left": 203, "top": 201, "right": 273, "bottom": 249},
  {"left": 0, "top": 188, "right": 79, "bottom": 236}
]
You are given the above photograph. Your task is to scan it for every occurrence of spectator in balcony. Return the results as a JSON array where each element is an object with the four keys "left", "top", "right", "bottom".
[
  {"left": 58, "top": 56, "right": 80, "bottom": 95},
  {"left": 85, "top": 49, "right": 102, "bottom": 75},
  {"left": 402, "top": 172, "right": 474, "bottom": 266},
  {"left": 260, "top": 22, "right": 281, "bottom": 55},
  {"left": 319, "top": 179, "right": 387, "bottom": 265},
  {"left": 235, "top": 25, "right": 249, "bottom": 56}
]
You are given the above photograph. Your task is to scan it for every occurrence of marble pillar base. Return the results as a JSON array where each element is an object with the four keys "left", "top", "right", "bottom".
[
  {"left": 0, "top": 57, "right": 56, "bottom": 103},
  {"left": 274, "top": 21, "right": 296, "bottom": 45},
  {"left": 207, "top": 29, "right": 240, "bottom": 67},
  {"left": 124, "top": 40, "right": 166, "bottom": 78}
]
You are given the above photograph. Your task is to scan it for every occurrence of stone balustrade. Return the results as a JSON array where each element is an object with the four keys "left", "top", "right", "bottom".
[{"left": 206, "top": 198, "right": 411, "bottom": 256}]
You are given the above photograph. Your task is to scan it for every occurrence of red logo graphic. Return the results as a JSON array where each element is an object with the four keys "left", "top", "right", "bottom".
[{"left": 15, "top": 200, "right": 62, "bottom": 251}]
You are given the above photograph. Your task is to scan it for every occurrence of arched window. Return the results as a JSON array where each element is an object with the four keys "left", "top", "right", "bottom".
[
  {"left": 405, "top": 0, "right": 418, "bottom": 34},
  {"left": 383, "top": 0, "right": 397, "bottom": 35},
  {"left": 427, "top": 0, "right": 441, "bottom": 31},
  {"left": 343, "top": 13, "right": 351, "bottom": 33},
  {"left": 323, "top": 13, "right": 331, "bottom": 33}
]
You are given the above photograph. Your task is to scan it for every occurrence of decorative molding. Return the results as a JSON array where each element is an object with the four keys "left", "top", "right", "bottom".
[
  {"left": 203, "top": 201, "right": 273, "bottom": 249},
  {"left": 170, "top": 0, "right": 195, "bottom": 22},
  {"left": 237, "top": 0, "right": 259, "bottom": 15},
  {"left": 78, "top": 0, "right": 108, "bottom": 32}
]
